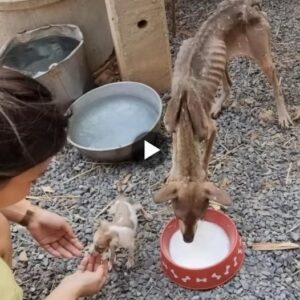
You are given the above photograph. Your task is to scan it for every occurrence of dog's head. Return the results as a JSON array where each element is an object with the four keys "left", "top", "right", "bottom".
[
  {"left": 92, "top": 220, "right": 119, "bottom": 254},
  {"left": 153, "top": 181, "right": 231, "bottom": 243}
]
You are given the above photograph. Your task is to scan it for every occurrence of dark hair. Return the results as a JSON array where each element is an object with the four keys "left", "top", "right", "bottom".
[{"left": 0, "top": 67, "right": 68, "bottom": 182}]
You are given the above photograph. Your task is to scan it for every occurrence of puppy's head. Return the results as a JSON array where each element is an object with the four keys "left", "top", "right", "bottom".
[
  {"left": 154, "top": 181, "right": 231, "bottom": 243},
  {"left": 92, "top": 220, "right": 119, "bottom": 254}
]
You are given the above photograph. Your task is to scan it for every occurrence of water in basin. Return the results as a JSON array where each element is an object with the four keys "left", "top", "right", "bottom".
[
  {"left": 169, "top": 220, "right": 230, "bottom": 269},
  {"left": 70, "top": 95, "right": 158, "bottom": 149},
  {"left": 2, "top": 36, "right": 79, "bottom": 77}
]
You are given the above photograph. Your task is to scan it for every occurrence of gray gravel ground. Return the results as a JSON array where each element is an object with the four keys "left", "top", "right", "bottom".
[{"left": 12, "top": 0, "right": 299, "bottom": 299}]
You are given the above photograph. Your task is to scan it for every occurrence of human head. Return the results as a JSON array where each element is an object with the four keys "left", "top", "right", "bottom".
[{"left": 0, "top": 67, "right": 68, "bottom": 207}]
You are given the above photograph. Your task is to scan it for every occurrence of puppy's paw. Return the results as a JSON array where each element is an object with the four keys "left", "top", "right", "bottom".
[
  {"left": 108, "top": 261, "right": 113, "bottom": 271},
  {"left": 102, "top": 252, "right": 110, "bottom": 261},
  {"left": 125, "top": 259, "right": 134, "bottom": 269},
  {"left": 88, "top": 244, "right": 95, "bottom": 255}
]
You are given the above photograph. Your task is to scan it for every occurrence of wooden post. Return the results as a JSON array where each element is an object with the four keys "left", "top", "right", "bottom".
[{"left": 105, "top": 0, "right": 172, "bottom": 93}]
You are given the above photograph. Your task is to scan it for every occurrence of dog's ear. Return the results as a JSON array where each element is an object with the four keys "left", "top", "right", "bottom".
[
  {"left": 186, "top": 89, "right": 208, "bottom": 140},
  {"left": 203, "top": 182, "right": 232, "bottom": 206},
  {"left": 153, "top": 183, "right": 178, "bottom": 203},
  {"left": 164, "top": 92, "right": 184, "bottom": 133}
]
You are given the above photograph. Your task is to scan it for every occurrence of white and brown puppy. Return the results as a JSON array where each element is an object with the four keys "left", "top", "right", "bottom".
[{"left": 90, "top": 196, "right": 151, "bottom": 269}]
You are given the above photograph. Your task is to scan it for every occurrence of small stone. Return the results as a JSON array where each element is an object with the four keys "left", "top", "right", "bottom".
[
  {"left": 43, "top": 258, "right": 49, "bottom": 267},
  {"left": 18, "top": 251, "right": 28, "bottom": 262},
  {"left": 285, "top": 277, "right": 293, "bottom": 285},
  {"left": 85, "top": 228, "right": 93, "bottom": 234},
  {"left": 290, "top": 232, "right": 299, "bottom": 242}
]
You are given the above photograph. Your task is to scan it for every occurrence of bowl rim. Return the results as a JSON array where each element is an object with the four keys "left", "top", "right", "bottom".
[
  {"left": 67, "top": 81, "right": 162, "bottom": 152},
  {"left": 160, "top": 208, "right": 239, "bottom": 271}
]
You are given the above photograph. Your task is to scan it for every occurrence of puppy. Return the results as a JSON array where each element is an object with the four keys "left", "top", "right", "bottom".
[{"left": 90, "top": 196, "right": 151, "bottom": 269}]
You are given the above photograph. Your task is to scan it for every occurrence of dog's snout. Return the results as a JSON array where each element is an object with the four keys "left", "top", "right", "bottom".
[{"left": 183, "top": 234, "right": 194, "bottom": 243}]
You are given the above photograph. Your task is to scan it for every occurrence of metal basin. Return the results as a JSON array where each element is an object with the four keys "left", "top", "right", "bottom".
[
  {"left": 67, "top": 82, "right": 162, "bottom": 161},
  {"left": 0, "top": 24, "right": 90, "bottom": 108}
]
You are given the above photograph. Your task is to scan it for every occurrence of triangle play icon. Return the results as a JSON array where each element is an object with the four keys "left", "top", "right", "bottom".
[{"left": 144, "top": 140, "right": 160, "bottom": 160}]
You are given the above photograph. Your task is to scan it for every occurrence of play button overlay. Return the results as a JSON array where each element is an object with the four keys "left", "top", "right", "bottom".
[
  {"left": 144, "top": 140, "right": 160, "bottom": 160},
  {"left": 131, "top": 131, "right": 166, "bottom": 163}
]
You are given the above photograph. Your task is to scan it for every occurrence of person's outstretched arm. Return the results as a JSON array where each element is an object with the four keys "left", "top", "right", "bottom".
[
  {"left": 46, "top": 254, "right": 108, "bottom": 300},
  {"left": 0, "top": 199, "right": 83, "bottom": 258}
]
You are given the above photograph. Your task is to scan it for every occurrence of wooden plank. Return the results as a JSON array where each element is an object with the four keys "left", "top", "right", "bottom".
[
  {"left": 105, "top": 0, "right": 172, "bottom": 92},
  {"left": 252, "top": 242, "right": 300, "bottom": 251}
]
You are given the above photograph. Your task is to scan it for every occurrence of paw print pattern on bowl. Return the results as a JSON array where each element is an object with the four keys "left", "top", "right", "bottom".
[{"left": 160, "top": 208, "right": 245, "bottom": 290}]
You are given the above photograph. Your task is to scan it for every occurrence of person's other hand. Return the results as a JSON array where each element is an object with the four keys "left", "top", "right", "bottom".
[
  {"left": 27, "top": 207, "right": 83, "bottom": 258},
  {"left": 63, "top": 253, "right": 108, "bottom": 297}
]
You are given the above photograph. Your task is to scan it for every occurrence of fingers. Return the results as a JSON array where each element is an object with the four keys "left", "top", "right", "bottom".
[
  {"left": 63, "top": 224, "right": 84, "bottom": 250},
  {"left": 96, "top": 263, "right": 108, "bottom": 289},
  {"left": 51, "top": 242, "right": 73, "bottom": 258},
  {"left": 78, "top": 253, "right": 108, "bottom": 273},
  {"left": 71, "top": 238, "right": 84, "bottom": 251},
  {"left": 87, "top": 253, "right": 97, "bottom": 272},
  {"left": 78, "top": 256, "right": 89, "bottom": 272},
  {"left": 43, "top": 244, "right": 62, "bottom": 258},
  {"left": 58, "top": 237, "right": 82, "bottom": 257}
]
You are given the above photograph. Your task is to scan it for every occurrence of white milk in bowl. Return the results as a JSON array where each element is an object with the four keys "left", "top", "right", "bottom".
[{"left": 169, "top": 220, "right": 230, "bottom": 269}]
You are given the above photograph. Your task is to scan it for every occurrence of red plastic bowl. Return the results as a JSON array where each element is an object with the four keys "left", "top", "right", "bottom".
[{"left": 160, "top": 208, "right": 244, "bottom": 290}]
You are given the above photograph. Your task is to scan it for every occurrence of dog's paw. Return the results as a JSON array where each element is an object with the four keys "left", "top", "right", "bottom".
[
  {"left": 108, "top": 261, "right": 113, "bottom": 271},
  {"left": 211, "top": 103, "right": 222, "bottom": 119},
  {"left": 87, "top": 244, "right": 95, "bottom": 255},
  {"left": 278, "top": 113, "right": 293, "bottom": 128},
  {"left": 278, "top": 107, "right": 293, "bottom": 128},
  {"left": 125, "top": 259, "right": 134, "bottom": 269}
]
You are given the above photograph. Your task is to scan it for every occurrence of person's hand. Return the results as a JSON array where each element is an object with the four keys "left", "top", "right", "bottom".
[
  {"left": 63, "top": 253, "right": 108, "bottom": 297},
  {"left": 26, "top": 207, "right": 83, "bottom": 258}
]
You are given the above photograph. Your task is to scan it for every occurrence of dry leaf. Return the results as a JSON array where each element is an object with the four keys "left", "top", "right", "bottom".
[
  {"left": 252, "top": 242, "right": 299, "bottom": 251},
  {"left": 272, "top": 133, "right": 282, "bottom": 140},
  {"left": 260, "top": 179, "right": 274, "bottom": 190},
  {"left": 247, "top": 130, "right": 259, "bottom": 141},
  {"left": 219, "top": 177, "right": 231, "bottom": 189},
  {"left": 243, "top": 97, "right": 255, "bottom": 106},
  {"left": 41, "top": 186, "right": 54, "bottom": 194},
  {"left": 18, "top": 251, "right": 28, "bottom": 262},
  {"left": 259, "top": 109, "right": 274, "bottom": 123},
  {"left": 122, "top": 174, "right": 132, "bottom": 185}
]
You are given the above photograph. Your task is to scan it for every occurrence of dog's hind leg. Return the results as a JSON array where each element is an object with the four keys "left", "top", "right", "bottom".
[{"left": 247, "top": 21, "right": 292, "bottom": 127}]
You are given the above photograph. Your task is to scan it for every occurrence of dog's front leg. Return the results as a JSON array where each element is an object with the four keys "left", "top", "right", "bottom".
[
  {"left": 203, "top": 122, "right": 217, "bottom": 178},
  {"left": 126, "top": 241, "right": 135, "bottom": 269},
  {"left": 109, "top": 246, "right": 117, "bottom": 267}
]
